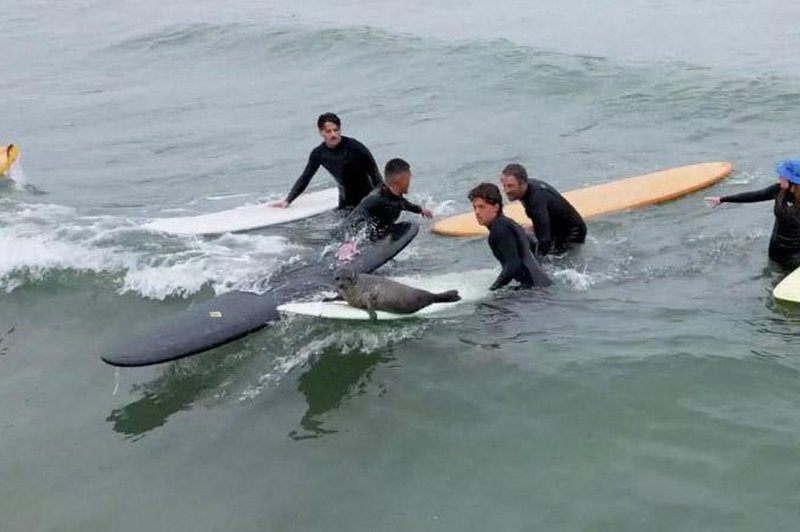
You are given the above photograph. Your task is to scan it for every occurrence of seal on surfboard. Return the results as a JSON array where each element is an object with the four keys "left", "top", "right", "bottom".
[{"left": 334, "top": 268, "right": 460, "bottom": 321}]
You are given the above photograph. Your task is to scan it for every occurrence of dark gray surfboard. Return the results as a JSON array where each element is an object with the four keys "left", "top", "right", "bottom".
[{"left": 102, "top": 222, "right": 419, "bottom": 367}]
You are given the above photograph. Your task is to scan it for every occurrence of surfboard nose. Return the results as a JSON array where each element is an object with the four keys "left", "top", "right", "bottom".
[{"left": 0, "top": 144, "right": 19, "bottom": 175}]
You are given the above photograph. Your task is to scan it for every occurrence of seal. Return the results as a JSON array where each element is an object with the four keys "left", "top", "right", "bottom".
[{"left": 334, "top": 269, "right": 461, "bottom": 320}]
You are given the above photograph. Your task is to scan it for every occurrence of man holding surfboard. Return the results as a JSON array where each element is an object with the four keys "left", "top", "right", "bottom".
[
  {"left": 273, "top": 113, "right": 383, "bottom": 210},
  {"left": 499, "top": 163, "right": 586, "bottom": 256},
  {"left": 706, "top": 159, "right": 800, "bottom": 270},
  {"left": 468, "top": 182, "right": 551, "bottom": 290}
]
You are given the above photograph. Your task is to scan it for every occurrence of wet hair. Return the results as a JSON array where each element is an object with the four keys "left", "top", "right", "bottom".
[
  {"left": 384, "top": 158, "right": 411, "bottom": 182},
  {"left": 468, "top": 182, "right": 503, "bottom": 211},
  {"left": 317, "top": 112, "right": 341, "bottom": 129},
  {"left": 502, "top": 163, "right": 528, "bottom": 184}
]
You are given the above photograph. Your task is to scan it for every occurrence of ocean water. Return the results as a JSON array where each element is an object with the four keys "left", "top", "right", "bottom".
[{"left": 3, "top": 0, "right": 800, "bottom": 530}]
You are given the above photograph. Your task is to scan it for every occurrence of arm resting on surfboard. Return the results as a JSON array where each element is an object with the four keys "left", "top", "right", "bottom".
[
  {"left": 720, "top": 184, "right": 780, "bottom": 204},
  {"left": 489, "top": 224, "right": 524, "bottom": 290},
  {"left": 285, "top": 150, "right": 322, "bottom": 205},
  {"left": 528, "top": 199, "right": 552, "bottom": 256}
]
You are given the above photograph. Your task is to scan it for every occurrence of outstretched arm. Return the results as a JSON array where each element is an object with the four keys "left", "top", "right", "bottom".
[
  {"left": 718, "top": 184, "right": 780, "bottom": 204},
  {"left": 400, "top": 197, "right": 432, "bottom": 219},
  {"left": 284, "top": 151, "right": 322, "bottom": 205}
]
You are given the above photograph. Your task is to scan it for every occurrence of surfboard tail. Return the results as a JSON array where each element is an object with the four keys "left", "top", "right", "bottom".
[{"left": 433, "top": 290, "right": 460, "bottom": 303}]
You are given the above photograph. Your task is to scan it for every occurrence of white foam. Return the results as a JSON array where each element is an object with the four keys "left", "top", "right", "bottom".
[
  {"left": 7, "top": 157, "right": 27, "bottom": 189},
  {"left": 552, "top": 267, "right": 596, "bottom": 291},
  {"left": 0, "top": 201, "right": 299, "bottom": 298},
  {"left": 0, "top": 232, "right": 133, "bottom": 291}
]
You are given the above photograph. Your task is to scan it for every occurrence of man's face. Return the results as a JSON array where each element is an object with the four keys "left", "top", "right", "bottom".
[
  {"left": 393, "top": 171, "right": 411, "bottom": 194},
  {"left": 472, "top": 197, "right": 500, "bottom": 227},
  {"left": 501, "top": 174, "right": 526, "bottom": 201},
  {"left": 780, "top": 177, "right": 790, "bottom": 191},
  {"left": 319, "top": 121, "right": 342, "bottom": 147}
]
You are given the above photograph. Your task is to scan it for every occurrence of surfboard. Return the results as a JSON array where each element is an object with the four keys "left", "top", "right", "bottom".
[
  {"left": 0, "top": 144, "right": 19, "bottom": 176},
  {"left": 277, "top": 268, "right": 498, "bottom": 321},
  {"left": 773, "top": 266, "right": 800, "bottom": 304},
  {"left": 431, "top": 162, "right": 734, "bottom": 237},
  {"left": 144, "top": 187, "right": 339, "bottom": 235},
  {"left": 336, "top": 222, "right": 419, "bottom": 274},
  {"left": 102, "top": 222, "right": 420, "bottom": 367},
  {"left": 102, "top": 291, "right": 280, "bottom": 367}
]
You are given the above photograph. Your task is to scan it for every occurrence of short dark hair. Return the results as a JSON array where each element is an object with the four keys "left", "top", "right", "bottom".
[
  {"left": 468, "top": 182, "right": 503, "bottom": 211},
  {"left": 317, "top": 112, "right": 341, "bottom": 129},
  {"left": 385, "top": 158, "right": 411, "bottom": 181},
  {"left": 502, "top": 163, "right": 528, "bottom": 183}
]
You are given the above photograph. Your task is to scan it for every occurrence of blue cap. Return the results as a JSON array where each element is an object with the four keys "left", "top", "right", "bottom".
[{"left": 775, "top": 159, "right": 800, "bottom": 185}]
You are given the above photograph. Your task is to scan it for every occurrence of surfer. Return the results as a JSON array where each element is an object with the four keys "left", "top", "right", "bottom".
[
  {"left": 499, "top": 163, "right": 586, "bottom": 256},
  {"left": 706, "top": 159, "right": 800, "bottom": 270},
  {"left": 337, "top": 158, "right": 432, "bottom": 241},
  {"left": 468, "top": 182, "right": 551, "bottom": 290},
  {"left": 273, "top": 113, "right": 383, "bottom": 210}
]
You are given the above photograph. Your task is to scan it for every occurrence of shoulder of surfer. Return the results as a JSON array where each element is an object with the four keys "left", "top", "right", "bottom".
[{"left": 487, "top": 214, "right": 515, "bottom": 239}]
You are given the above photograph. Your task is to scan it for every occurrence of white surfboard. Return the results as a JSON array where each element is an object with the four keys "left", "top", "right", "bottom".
[
  {"left": 277, "top": 269, "right": 498, "bottom": 321},
  {"left": 144, "top": 188, "right": 339, "bottom": 236},
  {"left": 773, "top": 266, "right": 800, "bottom": 303}
]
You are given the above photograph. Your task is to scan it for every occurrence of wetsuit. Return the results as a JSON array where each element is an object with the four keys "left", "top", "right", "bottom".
[
  {"left": 340, "top": 184, "right": 423, "bottom": 241},
  {"left": 721, "top": 184, "right": 800, "bottom": 269},
  {"left": 286, "top": 136, "right": 383, "bottom": 209},
  {"left": 519, "top": 179, "right": 586, "bottom": 256},
  {"left": 488, "top": 214, "right": 552, "bottom": 290}
]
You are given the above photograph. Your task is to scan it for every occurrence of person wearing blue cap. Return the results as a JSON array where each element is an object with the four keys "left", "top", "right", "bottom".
[
  {"left": 499, "top": 163, "right": 587, "bottom": 257},
  {"left": 706, "top": 159, "right": 800, "bottom": 270}
]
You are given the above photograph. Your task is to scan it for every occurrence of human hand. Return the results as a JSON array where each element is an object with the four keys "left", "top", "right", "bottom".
[
  {"left": 421, "top": 208, "right": 433, "bottom": 219},
  {"left": 336, "top": 241, "right": 359, "bottom": 262},
  {"left": 270, "top": 200, "right": 289, "bottom": 208},
  {"left": 704, "top": 197, "right": 721, "bottom": 207}
]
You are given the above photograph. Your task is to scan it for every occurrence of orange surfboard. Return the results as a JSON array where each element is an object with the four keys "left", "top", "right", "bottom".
[{"left": 431, "top": 161, "right": 733, "bottom": 237}]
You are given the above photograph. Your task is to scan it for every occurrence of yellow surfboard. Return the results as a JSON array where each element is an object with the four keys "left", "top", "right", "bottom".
[
  {"left": 0, "top": 144, "right": 19, "bottom": 176},
  {"left": 773, "top": 266, "right": 800, "bottom": 303},
  {"left": 431, "top": 161, "right": 734, "bottom": 237}
]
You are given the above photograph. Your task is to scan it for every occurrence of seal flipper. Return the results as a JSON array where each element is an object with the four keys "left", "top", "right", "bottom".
[
  {"left": 366, "top": 288, "right": 379, "bottom": 322},
  {"left": 432, "top": 289, "right": 460, "bottom": 303}
]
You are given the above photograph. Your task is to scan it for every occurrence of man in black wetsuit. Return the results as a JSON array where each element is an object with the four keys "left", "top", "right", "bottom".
[
  {"left": 468, "top": 182, "right": 551, "bottom": 290},
  {"left": 274, "top": 113, "right": 383, "bottom": 210},
  {"left": 706, "top": 159, "right": 800, "bottom": 270},
  {"left": 339, "top": 158, "right": 432, "bottom": 241},
  {"left": 499, "top": 163, "right": 586, "bottom": 256}
]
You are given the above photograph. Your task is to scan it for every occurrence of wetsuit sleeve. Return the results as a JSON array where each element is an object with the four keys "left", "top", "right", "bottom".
[
  {"left": 400, "top": 197, "right": 423, "bottom": 214},
  {"left": 489, "top": 226, "right": 523, "bottom": 291},
  {"left": 285, "top": 149, "right": 322, "bottom": 204},
  {"left": 351, "top": 139, "right": 383, "bottom": 187},
  {"left": 365, "top": 148, "right": 382, "bottom": 187},
  {"left": 332, "top": 194, "right": 375, "bottom": 239},
  {"left": 529, "top": 200, "right": 552, "bottom": 256},
  {"left": 720, "top": 184, "right": 780, "bottom": 204}
]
